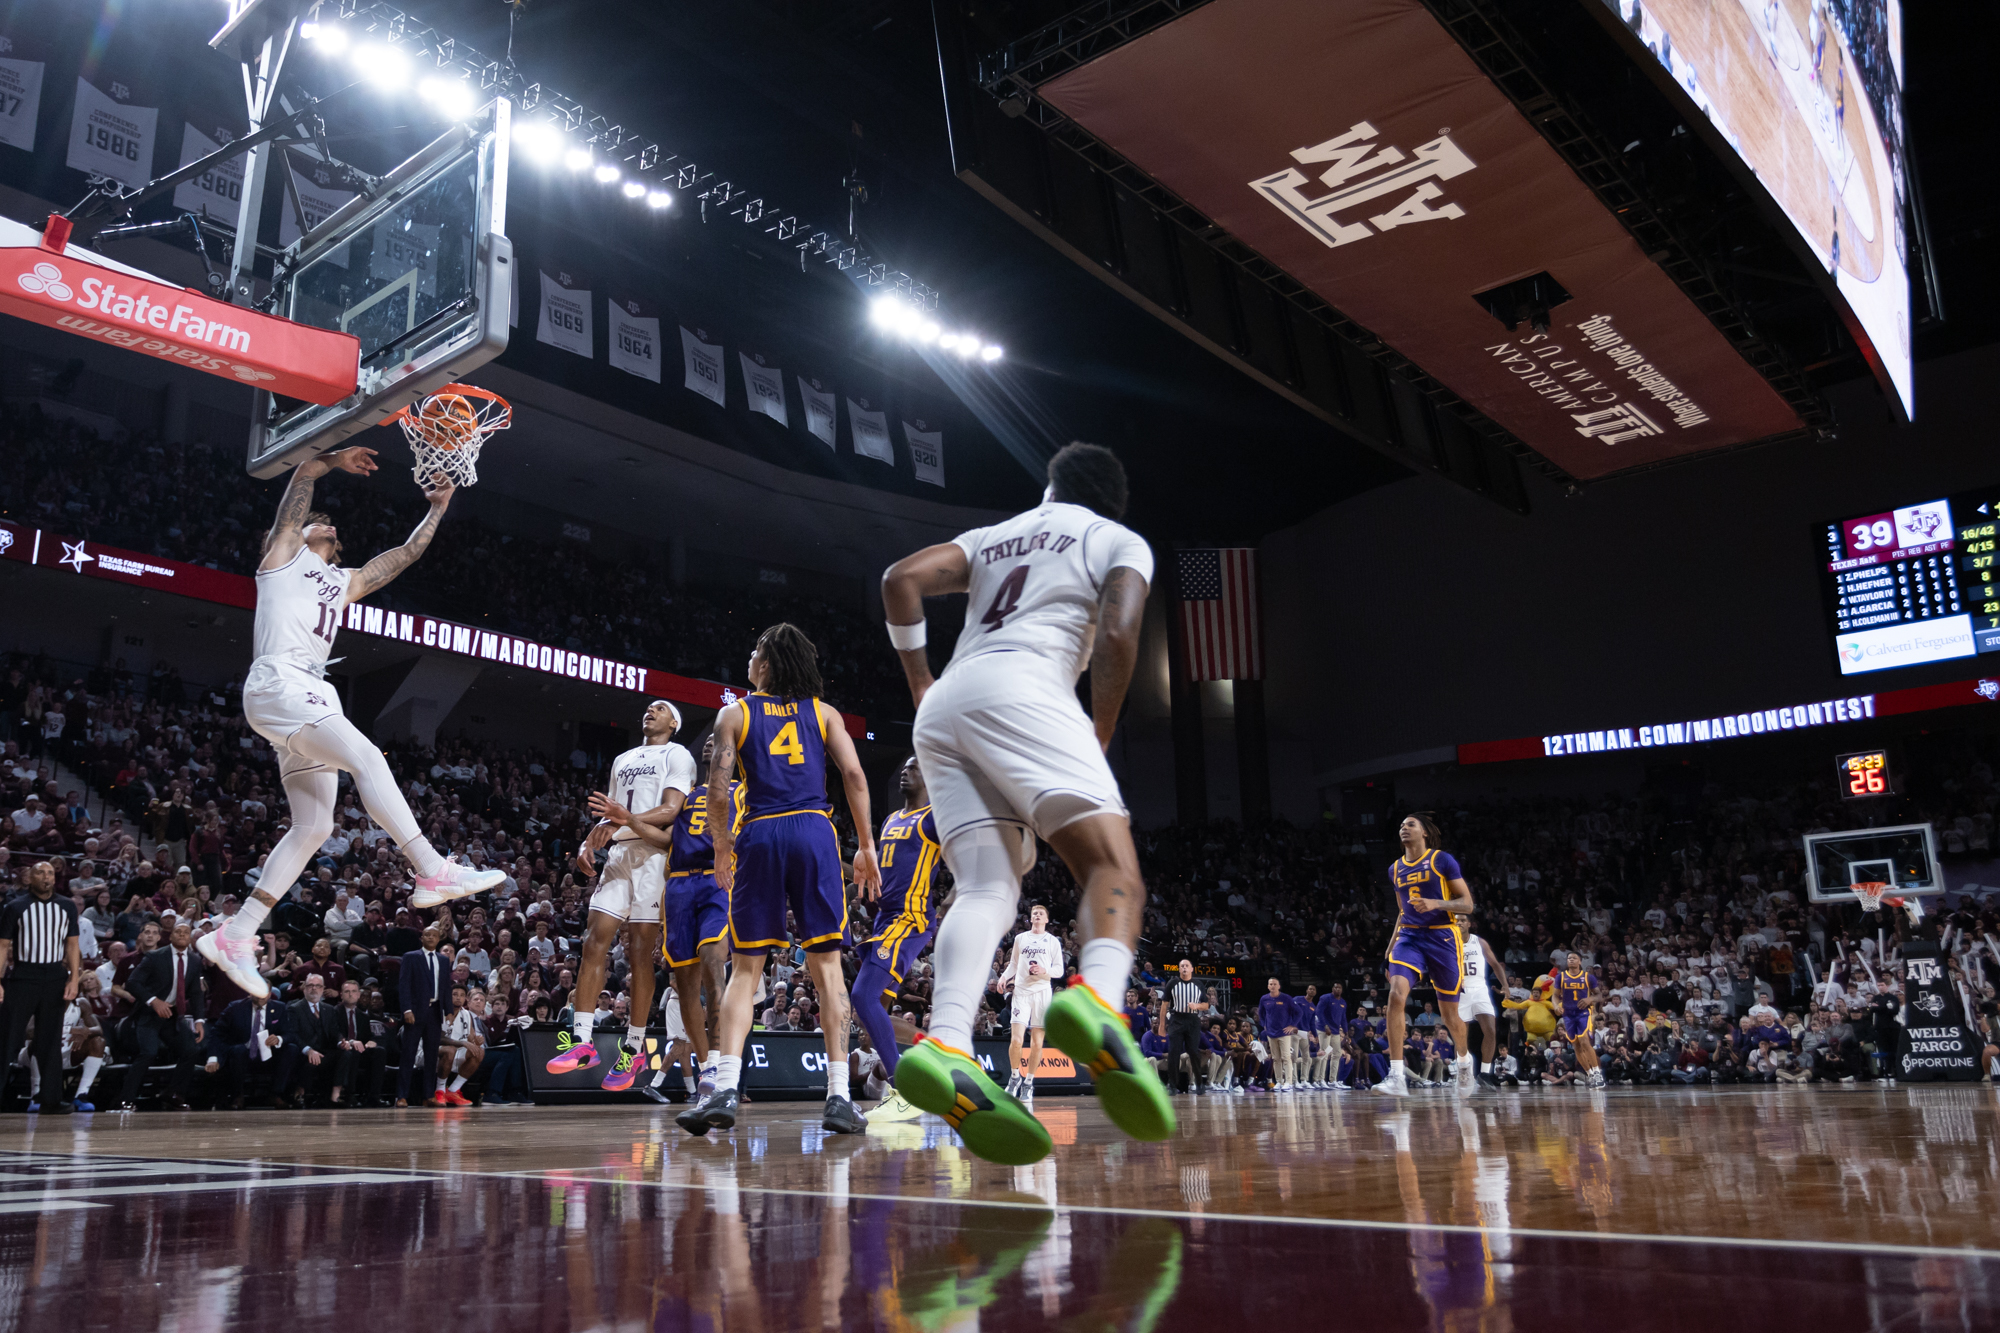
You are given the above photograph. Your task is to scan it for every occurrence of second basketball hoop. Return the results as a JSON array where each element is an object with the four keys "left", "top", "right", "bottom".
[{"left": 382, "top": 383, "right": 511, "bottom": 490}]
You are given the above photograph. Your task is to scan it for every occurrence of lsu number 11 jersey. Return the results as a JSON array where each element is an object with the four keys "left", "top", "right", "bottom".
[
  {"left": 946, "top": 500, "right": 1155, "bottom": 686},
  {"left": 606, "top": 743, "right": 697, "bottom": 845},
  {"left": 253, "top": 546, "right": 351, "bottom": 675},
  {"left": 875, "top": 805, "right": 942, "bottom": 924}
]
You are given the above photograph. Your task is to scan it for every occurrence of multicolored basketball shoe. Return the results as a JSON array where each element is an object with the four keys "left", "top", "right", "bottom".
[
  {"left": 1045, "top": 981, "right": 1176, "bottom": 1143},
  {"left": 894, "top": 1037, "right": 1051, "bottom": 1166},
  {"left": 601, "top": 1042, "right": 647, "bottom": 1092},
  {"left": 544, "top": 1030, "right": 601, "bottom": 1075}
]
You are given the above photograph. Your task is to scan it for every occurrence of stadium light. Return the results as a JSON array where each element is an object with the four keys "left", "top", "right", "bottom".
[
  {"left": 937, "top": 332, "right": 959, "bottom": 351},
  {"left": 302, "top": 21, "right": 349, "bottom": 55},
  {"left": 512, "top": 121, "right": 561, "bottom": 165},
  {"left": 621, "top": 180, "right": 646, "bottom": 199},
  {"left": 980, "top": 345, "right": 1003, "bottom": 362},
  {"left": 953, "top": 335, "right": 979, "bottom": 359},
  {"left": 564, "top": 147, "right": 592, "bottom": 172},
  {"left": 353, "top": 44, "right": 408, "bottom": 88},
  {"left": 418, "top": 77, "right": 474, "bottom": 119},
  {"left": 645, "top": 189, "right": 672, "bottom": 209},
  {"left": 916, "top": 320, "right": 940, "bottom": 344},
  {"left": 593, "top": 163, "right": 620, "bottom": 184}
]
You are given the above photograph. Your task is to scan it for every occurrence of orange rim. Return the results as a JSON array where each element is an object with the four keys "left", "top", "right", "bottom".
[{"left": 382, "top": 383, "right": 510, "bottom": 427}]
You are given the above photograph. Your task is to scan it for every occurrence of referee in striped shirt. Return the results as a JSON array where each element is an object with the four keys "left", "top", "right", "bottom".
[
  {"left": 1166, "top": 959, "right": 1209, "bottom": 1094},
  {"left": 1, "top": 861, "right": 83, "bottom": 1114}
]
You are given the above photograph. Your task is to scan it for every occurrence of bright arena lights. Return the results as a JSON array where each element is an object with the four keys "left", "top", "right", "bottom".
[
  {"left": 621, "top": 180, "right": 646, "bottom": 199},
  {"left": 300, "top": 21, "right": 348, "bottom": 55},
  {"left": 593, "top": 163, "right": 621, "bottom": 184},
  {"left": 646, "top": 189, "right": 673, "bottom": 209},
  {"left": 352, "top": 43, "right": 408, "bottom": 88},
  {"left": 564, "top": 147, "right": 593, "bottom": 172},
  {"left": 418, "top": 76, "right": 474, "bottom": 119},
  {"left": 870, "top": 296, "right": 1004, "bottom": 365},
  {"left": 512, "top": 121, "right": 561, "bottom": 165}
]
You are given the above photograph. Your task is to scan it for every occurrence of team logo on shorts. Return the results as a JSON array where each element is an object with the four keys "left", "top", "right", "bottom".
[{"left": 877, "top": 944, "right": 891, "bottom": 959}]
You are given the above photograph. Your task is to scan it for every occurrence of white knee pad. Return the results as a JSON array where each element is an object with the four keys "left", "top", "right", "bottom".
[{"left": 942, "top": 821, "right": 1035, "bottom": 887}]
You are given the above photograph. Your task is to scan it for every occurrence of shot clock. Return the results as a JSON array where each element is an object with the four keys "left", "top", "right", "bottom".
[{"left": 1836, "top": 749, "right": 1890, "bottom": 799}]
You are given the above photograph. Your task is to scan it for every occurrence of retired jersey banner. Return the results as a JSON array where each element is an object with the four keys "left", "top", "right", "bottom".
[
  {"left": 66, "top": 77, "right": 156, "bottom": 189},
  {"left": 0, "top": 55, "right": 44, "bottom": 153},
  {"left": 799, "top": 375, "right": 836, "bottom": 448},
  {"left": 608, "top": 294, "right": 661, "bottom": 382},
  {"left": 847, "top": 395, "right": 892, "bottom": 464},
  {"left": 171, "top": 124, "right": 243, "bottom": 223},
  {"left": 1035, "top": 0, "right": 1803, "bottom": 479},
  {"left": 681, "top": 326, "right": 726, "bottom": 406},
  {"left": 278, "top": 149, "right": 360, "bottom": 248},
  {"left": 904, "top": 419, "right": 944, "bottom": 487},
  {"left": 740, "top": 351, "right": 787, "bottom": 426},
  {"left": 536, "top": 269, "right": 592, "bottom": 357}
]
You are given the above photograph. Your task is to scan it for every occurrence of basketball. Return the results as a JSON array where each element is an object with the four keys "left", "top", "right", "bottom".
[{"left": 419, "top": 393, "right": 479, "bottom": 452}]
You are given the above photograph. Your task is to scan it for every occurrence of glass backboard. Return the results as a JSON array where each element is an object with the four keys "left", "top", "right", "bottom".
[{"left": 1803, "top": 823, "right": 1942, "bottom": 903}]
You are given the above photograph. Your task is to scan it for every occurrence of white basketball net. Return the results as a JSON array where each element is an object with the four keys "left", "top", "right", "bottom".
[
  {"left": 391, "top": 388, "right": 511, "bottom": 490},
  {"left": 1852, "top": 881, "right": 1888, "bottom": 913}
]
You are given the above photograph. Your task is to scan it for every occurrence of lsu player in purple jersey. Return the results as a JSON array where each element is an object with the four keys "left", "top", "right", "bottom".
[
  {"left": 1375, "top": 812, "right": 1476, "bottom": 1097},
  {"left": 849, "top": 755, "right": 942, "bottom": 1122},
  {"left": 1553, "top": 949, "right": 1607, "bottom": 1089},
  {"left": 679, "top": 624, "right": 880, "bottom": 1137}
]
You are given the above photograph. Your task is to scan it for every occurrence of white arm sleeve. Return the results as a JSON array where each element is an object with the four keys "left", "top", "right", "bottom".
[{"left": 664, "top": 743, "right": 697, "bottom": 795}]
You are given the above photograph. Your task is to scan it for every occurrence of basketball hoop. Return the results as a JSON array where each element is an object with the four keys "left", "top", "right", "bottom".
[
  {"left": 1852, "top": 881, "right": 1888, "bottom": 913},
  {"left": 381, "top": 383, "right": 511, "bottom": 490}
]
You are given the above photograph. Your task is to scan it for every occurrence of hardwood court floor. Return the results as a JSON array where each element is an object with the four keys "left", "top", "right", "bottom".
[{"left": 2, "top": 1084, "right": 1996, "bottom": 1330}]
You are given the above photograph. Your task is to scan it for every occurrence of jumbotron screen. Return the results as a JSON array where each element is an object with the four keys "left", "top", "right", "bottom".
[
  {"left": 1597, "top": 1, "right": 1911, "bottom": 418},
  {"left": 1823, "top": 486, "right": 2000, "bottom": 675}
]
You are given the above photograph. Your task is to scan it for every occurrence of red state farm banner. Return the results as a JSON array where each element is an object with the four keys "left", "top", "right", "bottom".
[
  {"left": 1037, "top": 0, "right": 1803, "bottom": 479},
  {"left": 0, "top": 230, "right": 358, "bottom": 405},
  {"left": 0, "top": 516, "right": 866, "bottom": 735}
]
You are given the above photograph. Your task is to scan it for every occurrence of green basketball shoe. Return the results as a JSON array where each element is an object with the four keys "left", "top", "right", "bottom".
[
  {"left": 894, "top": 1038, "right": 1052, "bottom": 1166},
  {"left": 1045, "top": 981, "right": 1176, "bottom": 1142}
]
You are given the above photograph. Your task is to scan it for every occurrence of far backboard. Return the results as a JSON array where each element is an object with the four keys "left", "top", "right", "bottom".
[
  {"left": 1804, "top": 823, "right": 1943, "bottom": 904},
  {"left": 246, "top": 96, "right": 511, "bottom": 479}
]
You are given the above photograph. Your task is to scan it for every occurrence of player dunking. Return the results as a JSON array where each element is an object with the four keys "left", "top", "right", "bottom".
[
  {"left": 1374, "top": 812, "right": 1476, "bottom": 1098},
  {"left": 1457, "top": 924, "right": 1509, "bottom": 1087},
  {"left": 1553, "top": 950, "right": 1606, "bottom": 1089},
  {"left": 557, "top": 701, "right": 695, "bottom": 1088},
  {"left": 675, "top": 625, "right": 880, "bottom": 1136},
  {"left": 849, "top": 756, "right": 942, "bottom": 1123},
  {"left": 881, "top": 441, "right": 1173, "bottom": 1165},
  {"left": 594, "top": 734, "right": 734, "bottom": 1102},
  {"left": 998, "top": 904, "right": 1064, "bottom": 1108},
  {"left": 199, "top": 447, "right": 503, "bottom": 996}
]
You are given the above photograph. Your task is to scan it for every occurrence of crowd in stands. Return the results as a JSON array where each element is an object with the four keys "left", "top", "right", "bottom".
[
  {"left": 5, "top": 632, "right": 1999, "bottom": 1109},
  {"left": 0, "top": 404, "right": 932, "bottom": 720}
]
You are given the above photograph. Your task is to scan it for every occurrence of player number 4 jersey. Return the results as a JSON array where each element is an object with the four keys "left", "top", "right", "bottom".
[
  {"left": 947, "top": 501, "right": 1154, "bottom": 685},
  {"left": 607, "top": 743, "right": 697, "bottom": 844},
  {"left": 253, "top": 547, "right": 352, "bottom": 674}
]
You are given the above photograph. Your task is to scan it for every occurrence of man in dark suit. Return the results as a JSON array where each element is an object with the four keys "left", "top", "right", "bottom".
[
  {"left": 397, "top": 925, "right": 449, "bottom": 1106},
  {"left": 211, "top": 990, "right": 295, "bottom": 1108},
  {"left": 287, "top": 972, "right": 341, "bottom": 1105},
  {"left": 117, "top": 920, "right": 206, "bottom": 1109},
  {"left": 330, "top": 977, "right": 387, "bottom": 1105}
]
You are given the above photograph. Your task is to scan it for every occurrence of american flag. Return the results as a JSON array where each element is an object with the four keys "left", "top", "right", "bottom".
[{"left": 1176, "top": 548, "right": 1261, "bottom": 681}]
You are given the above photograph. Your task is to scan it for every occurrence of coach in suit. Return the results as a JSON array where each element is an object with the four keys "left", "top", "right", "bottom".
[
  {"left": 213, "top": 991, "right": 295, "bottom": 1108},
  {"left": 117, "top": 920, "right": 206, "bottom": 1109},
  {"left": 287, "top": 973, "right": 341, "bottom": 1105},
  {"left": 397, "top": 926, "right": 449, "bottom": 1106},
  {"left": 329, "top": 978, "right": 387, "bottom": 1105}
]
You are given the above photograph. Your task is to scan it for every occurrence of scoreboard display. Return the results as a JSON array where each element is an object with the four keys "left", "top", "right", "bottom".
[
  {"left": 1823, "top": 485, "right": 2000, "bottom": 676},
  {"left": 1836, "top": 749, "right": 1890, "bottom": 800}
]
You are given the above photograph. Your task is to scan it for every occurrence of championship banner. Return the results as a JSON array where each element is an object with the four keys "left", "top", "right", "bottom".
[
  {"left": 277, "top": 148, "right": 360, "bottom": 248},
  {"left": 0, "top": 513, "right": 870, "bottom": 736},
  {"left": 0, "top": 215, "right": 359, "bottom": 403},
  {"left": 847, "top": 394, "right": 892, "bottom": 464},
  {"left": 1897, "top": 942, "right": 1981, "bottom": 1082},
  {"left": 740, "top": 350, "right": 787, "bottom": 426},
  {"left": 171, "top": 123, "right": 244, "bottom": 223},
  {"left": 798, "top": 375, "right": 836, "bottom": 448},
  {"left": 65, "top": 76, "right": 156, "bottom": 189},
  {"left": 904, "top": 418, "right": 944, "bottom": 486},
  {"left": 536, "top": 268, "right": 592, "bottom": 357},
  {"left": 680, "top": 325, "right": 726, "bottom": 406},
  {"left": 0, "top": 52, "right": 44, "bottom": 153},
  {"left": 607, "top": 293, "right": 661, "bottom": 382}
]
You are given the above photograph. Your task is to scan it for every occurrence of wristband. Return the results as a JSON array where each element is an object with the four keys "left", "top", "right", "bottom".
[{"left": 886, "top": 620, "right": 927, "bottom": 651}]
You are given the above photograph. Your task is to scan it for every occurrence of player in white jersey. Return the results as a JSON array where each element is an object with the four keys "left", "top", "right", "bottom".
[
  {"left": 880, "top": 441, "right": 1173, "bottom": 1165},
  {"left": 557, "top": 700, "right": 696, "bottom": 1086},
  {"left": 199, "top": 446, "right": 504, "bottom": 999},
  {"left": 1457, "top": 928, "right": 1508, "bottom": 1089},
  {"left": 997, "top": 904, "right": 1065, "bottom": 1107}
]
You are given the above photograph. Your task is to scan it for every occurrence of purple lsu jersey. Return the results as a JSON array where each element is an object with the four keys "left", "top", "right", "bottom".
[
  {"left": 857, "top": 805, "right": 942, "bottom": 993},
  {"left": 666, "top": 784, "right": 728, "bottom": 873},
  {"left": 735, "top": 693, "right": 832, "bottom": 821},
  {"left": 1391, "top": 849, "right": 1463, "bottom": 928},
  {"left": 1555, "top": 966, "right": 1597, "bottom": 1037},
  {"left": 664, "top": 784, "right": 732, "bottom": 967}
]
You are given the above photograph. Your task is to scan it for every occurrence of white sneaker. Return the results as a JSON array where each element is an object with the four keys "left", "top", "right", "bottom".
[
  {"left": 1455, "top": 1063, "right": 1477, "bottom": 1097},
  {"left": 197, "top": 928, "right": 268, "bottom": 1000},
  {"left": 1232, "top": 1085, "right": 1246, "bottom": 1096},
  {"left": 411, "top": 859, "right": 507, "bottom": 909},
  {"left": 1371, "top": 1073, "right": 1410, "bottom": 1098}
]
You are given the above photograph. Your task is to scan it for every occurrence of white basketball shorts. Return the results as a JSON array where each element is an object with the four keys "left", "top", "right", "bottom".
[
  {"left": 1457, "top": 984, "right": 1497, "bottom": 1022},
  {"left": 242, "top": 659, "right": 346, "bottom": 775},
  {"left": 589, "top": 840, "right": 667, "bottom": 925},
  {"left": 913, "top": 651, "right": 1127, "bottom": 849},
  {"left": 1012, "top": 984, "right": 1052, "bottom": 1030}
]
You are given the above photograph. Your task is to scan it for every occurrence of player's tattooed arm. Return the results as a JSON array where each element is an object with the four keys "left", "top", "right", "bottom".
[
  {"left": 881, "top": 541, "right": 970, "bottom": 708},
  {"left": 707, "top": 704, "right": 742, "bottom": 892},
  {"left": 345, "top": 481, "right": 454, "bottom": 602},
  {"left": 260, "top": 446, "right": 378, "bottom": 572},
  {"left": 822, "top": 702, "right": 881, "bottom": 899},
  {"left": 586, "top": 794, "right": 673, "bottom": 854},
  {"left": 1087, "top": 565, "right": 1149, "bottom": 752}
]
